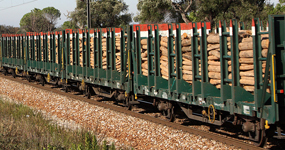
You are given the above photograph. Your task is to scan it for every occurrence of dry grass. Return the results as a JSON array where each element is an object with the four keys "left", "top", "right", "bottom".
[{"left": 0, "top": 99, "right": 116, "bottom": 150}]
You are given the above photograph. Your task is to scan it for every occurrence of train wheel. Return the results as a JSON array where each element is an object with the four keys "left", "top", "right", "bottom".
[
  {"left": 255, "top": 129, "right": 268, "bottom": 147},
  {"left": 40, "top": 76, "right": 45, "bottom": 86},
  {"left": 249, "top": 119, "right": 268, "bottom": 147},
  {"left": 125, "top": 94, "right": 133, "bottom": 110},
  {"left": 85, "top": 86, "right": 91, "bottom": 99},
  {"left": 12, "top": 70, "right": 16, "bottom": 78},
  {"left": 166, "top": 105, "right": 175, "bottom": 122},
  {"left": 65, "top": 85, "right": 69, "bottom": 93},
  {"left": 3, "top": 69, "right": 7, "bottom": 76},
  {"left": 26, "top": 76, "right": 31, "bottom": 82}
]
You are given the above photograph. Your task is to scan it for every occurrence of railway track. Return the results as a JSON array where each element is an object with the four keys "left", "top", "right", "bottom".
[{"left": 0, "top": 73, "right": 265, "bottom": 150}]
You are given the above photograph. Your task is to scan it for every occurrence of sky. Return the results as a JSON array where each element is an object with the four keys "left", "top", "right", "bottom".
[
  {"left": 0, "top": 0, "right": 139, "bottom": 27},
  {"left": 0, "top": 0, "right": 280, "bottom": 27}
]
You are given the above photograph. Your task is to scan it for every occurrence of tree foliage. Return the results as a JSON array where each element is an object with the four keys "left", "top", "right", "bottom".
[
  {"left": 134, "top": 0, "right": 172, "bottom": 24},
  {"left": 196, "top": 0, "right": 268, "bottom": 27},
  {"left": 134, "top": 0, "right": 283, "bottom": 29},
  {"left": 20, "top": 7, "right": 61, "bottom": 32},
  {"left": 135, "top": 0, "right": 194, "bottom": 23},
  {"left": 42, "top": 7, "right": 61, "bottom": 31},
  {"left": 0, "top": 25, "right": 19, "bottom": 35},
  {"left": 61, "top": 21, "right": 79, "bottom": 30},
  {"left": 67, "top": 0, "right": 132, "bottom": 29}
]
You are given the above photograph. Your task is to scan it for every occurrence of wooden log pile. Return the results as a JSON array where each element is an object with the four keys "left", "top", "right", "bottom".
[
  {"left": 207, "top": 30, "right": 270, "bottom": 93},
  {"left": 140, "top": 34, "right": 193, "bottom": 84},
  {"left": 68, "top": 36, "right": 123, "bottom": 72},
  {"left": 237, "top": 31, "right": 270, "bottom": 93}
]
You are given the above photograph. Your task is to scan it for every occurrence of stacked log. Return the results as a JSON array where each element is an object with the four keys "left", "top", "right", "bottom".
[
  {"left": 207, "top": 30, "right": 270, "bottom": 93},
  {"left": 207, "top": 33, "right": 223, "bottom": 89},
  {"left": 68, "top": 36, "right": 123, "bottom": 72},
  {"left": 181, "top": 34, "right": 194, "bottom": 84},
  {"left": 237, "top": 31, "right": 270, "bottom": 93},
  {"left": 141, "top": 39, "right": 149, "bottom": 76}
]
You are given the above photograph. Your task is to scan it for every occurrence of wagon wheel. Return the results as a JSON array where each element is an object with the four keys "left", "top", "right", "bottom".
[
  {"left": 249, "top": 119, "right": 268, "bottom": 147},
  {"left": 63, "top": 83, "right": 68, "bottom": 93},
  {"left": 40, "top": 76, "right": 45, "bottom": 86},
  {"left": 26, "top": 76, "right": 31, "bottom": 82},
  {"left": 254, "top": 129, "right": 268, "bottom": 147},
  {"left": 11, "top": 70, "right": 16, "bottom": 78},
  {"left": 3, "top": 69, "right": 7, "bottom": 76},
  {"left": 166, "top": 105, "right": 175, "bottom": 122},
  {"left": 162, "top": 104, "right": 175, "bottom": 122},
  {"left": 125, "top": 94, "right": 133, "bottom": 110},
  {"left": 85, "top": 85, "right": 91, "bottom": 99}
]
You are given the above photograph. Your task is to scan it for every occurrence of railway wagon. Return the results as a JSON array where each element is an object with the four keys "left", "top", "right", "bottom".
[{"left": 1, "top": 15, "right": 285, "bottom": 147}]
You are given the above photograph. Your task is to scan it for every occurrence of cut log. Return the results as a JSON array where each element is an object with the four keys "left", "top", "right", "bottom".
[
  {"left": 209, "top": 72, "right": 221, "bottom": 79},
  {"left": 182, "top": 39, "right": 191, "bottom": 46},
  {"left": 182, "top": 70, "right": 192, "bottom": 75},
  {"left": 243, "top": 86, "right": 254, "bottom": 92},
  {"left": 261, "top": 39, "right": 269, "bottom": 49},
  {"left": 239, "top": 42, "right": 253, "bottom": 50},
  {"left": 241, "top": 38, "right": 252, "bottom": 43},
  {"left": 208, "top": 55, "right": 219, "bottom": 60},
  {"left": 160, "top": 46, "right": 168, "bottom": 56},
  {"left": 207, "top": 34, "right": 220, "bottom": 44},
  {"left": 183, "top": 52, "right": 192, "bottom": 60},
  {"left": 208, "top": 65, "right": 221, "bottom": 72},
  {"left": 141, "top": 39, "right": 147, "bottom": 45},
  {"left": 262, "top": 49, "right": 268, "bottom": 58},
  {"left": 239, "top": 50, "right": 253, "bottom": 58},
  {"left": 240, "top": 70, "right": 254, "bottom": 77},
  {"left": 160, "top": 41, "right": 168, "bottom": 48},
  {"left": 240, "top": 58, "right": 254, "bottom": 64},
  {"left": 182, "top": 46, "right": 191, "bottom": 52},
  {"left": 209, "top": 50, "right": 220, "bottom": 58},
  {"left": 238, "top": 30, "right": 252, "bottom": 38},
  {"left": 182, "top": 65, "right": 193, "bottom": 71},
  {"left": 208, "top": 61, "right": 220, "bottom": 66},
  {"left": 182, "top": 60, "right": 192, "bottom": 65},
  {"left": 240, "top": 78, "right": 254, "bottom": 85},
  {"left": 183, "top": 75, "right": 193, "bottom": 81},
  {"left": 210, "top": 79, "right": 221, "bottom": 85},
  {"left": 207, "top": 44, "right": 220, "bottom": 51},
  {"left": 240, "top": 65, "right": 254, "bottom": 70}
]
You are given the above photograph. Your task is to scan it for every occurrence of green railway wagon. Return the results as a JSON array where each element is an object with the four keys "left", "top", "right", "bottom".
[
  {"left": 1, "top": 33, "right": 25, "bottom": 77},
  {"left": 1, "top": 15, "right": 285, "bottom": 147}
]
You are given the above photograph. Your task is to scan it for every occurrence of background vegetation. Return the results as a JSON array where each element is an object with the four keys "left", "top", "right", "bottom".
[
  {"left": 1, "top": 0, "right": 285, "bottom": 34},
  {"left": 0, "top": 99, "right": 116, "bottom": 150}
]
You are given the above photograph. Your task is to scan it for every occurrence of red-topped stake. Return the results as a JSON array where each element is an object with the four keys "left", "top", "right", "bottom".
[
  {"left": 252, "top": 18, "right": 256, "bottom": 36},
  {"left": 219, "top": 20, "right": 222, "bottom": 36},
  {"left": 230, "top": 20, "right": 233, "bottom": 36}
]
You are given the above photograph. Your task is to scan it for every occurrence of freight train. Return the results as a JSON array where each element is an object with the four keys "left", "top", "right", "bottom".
[{"left": 1, "top": 15, "right": 285, "bottom": 147}]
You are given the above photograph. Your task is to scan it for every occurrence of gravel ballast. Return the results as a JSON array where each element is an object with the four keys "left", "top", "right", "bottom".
[{"left": 0, "top": 77, "right": 240, "bottom": 149}]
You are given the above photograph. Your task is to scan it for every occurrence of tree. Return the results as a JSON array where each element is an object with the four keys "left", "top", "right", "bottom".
[
  {"left": 42, "top": 7, "right": 61, "bottom": 31},
  {"left": 134, "top": 0, "right": 190, "bottom": 24},
  {"left": 20, "top": 8, "right": 48, "bottom": 32},
  {"left": 134, "top": 0, "right": 172, "bottom": 24},
  {"left": 196, "top": 0, "right": 268, "bottom": 28},
  {"left": 266, "top": 0, "right": 285, "bottom": 15},
  {"left": 0, "top": 25, "right": 19, "bottom": 34},
  {"left": 168, "top": 0, "right": 194, "bottom": 23},
  {"left": 68, "top": 0, "right": 132, "bottom": 29},
  {"left": 20, "top": 7, "right": 61, "bottom": 32},
  {"left": 61, "top": 21, "right": 78, "bottom": 29}
]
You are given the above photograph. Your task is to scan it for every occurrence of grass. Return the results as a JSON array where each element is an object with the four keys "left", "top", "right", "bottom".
[{"left": 0, "top": 99, "right": 116, "bottom": 150}]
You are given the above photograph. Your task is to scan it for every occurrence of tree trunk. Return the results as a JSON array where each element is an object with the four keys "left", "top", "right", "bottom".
[{"left": 181, "top": 13, "right": 190, "bottom": 23}]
